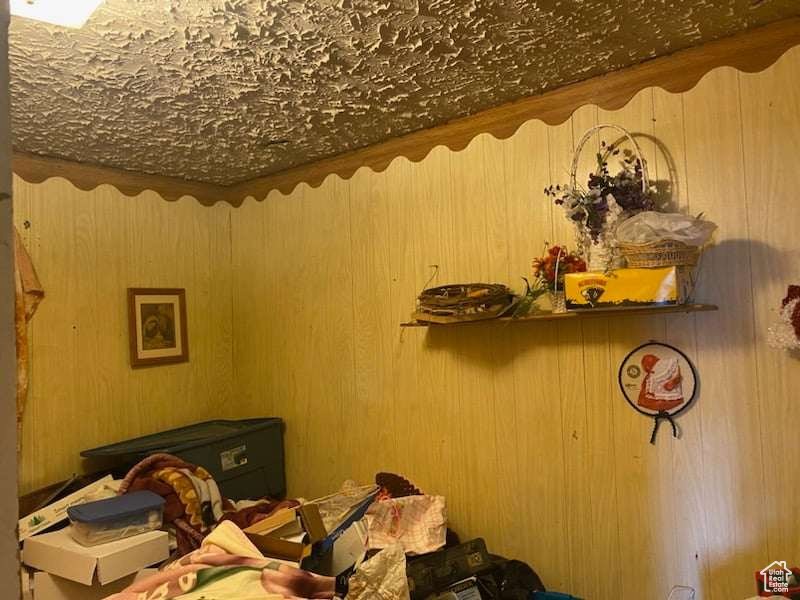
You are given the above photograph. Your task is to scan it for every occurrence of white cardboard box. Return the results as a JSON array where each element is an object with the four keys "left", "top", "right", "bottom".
[
  {"left": 23, "top": 528, "right": 168, "bottom": 586},
  {"left": 19, "top": 475, "right": 117, "bottom": 541},
  {"left": 34, "top": 569, "right": 156, "bottom": 600},
  {"left": 326, "top": 520, "right": 368, "bottom": 576}
]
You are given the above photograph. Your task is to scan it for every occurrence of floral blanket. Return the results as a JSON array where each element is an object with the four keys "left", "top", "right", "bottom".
[{"left": 104, "top": 521, "right": 335, "bottom": 600}]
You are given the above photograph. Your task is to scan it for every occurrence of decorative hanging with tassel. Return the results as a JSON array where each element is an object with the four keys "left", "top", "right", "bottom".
[{"left": 618, "top": 341, "right": 698, "bottom": 444}]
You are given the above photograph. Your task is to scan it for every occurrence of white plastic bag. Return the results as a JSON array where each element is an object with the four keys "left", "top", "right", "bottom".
[
  {"left": 364, "top": 495, "right": 447, "bottom": 556},
  {"left": 346, "top": 544, "right": 410, "bottom": 600},
  {"left": 616, "top": 211, "right": 717, "bottom": 246},
  {"left": 313, "top": 481, "right": 379, "bottom": 533}
]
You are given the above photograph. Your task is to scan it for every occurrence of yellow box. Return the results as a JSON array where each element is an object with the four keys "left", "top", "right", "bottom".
[{"left": 565, "top": 267, "right": 691, "bottom": 310}]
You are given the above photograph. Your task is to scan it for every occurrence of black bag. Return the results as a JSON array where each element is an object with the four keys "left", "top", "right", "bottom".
[
  {"left": 475, "top": 555, "right": 546, "bottom": 600},
  {"left": 407, "top": 538, "right": 493, "bottom": 599}
]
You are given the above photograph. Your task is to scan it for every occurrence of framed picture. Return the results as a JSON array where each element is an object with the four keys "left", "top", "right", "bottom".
[{"left": 127, "top": 288, "right": 188, "bottom": 367}]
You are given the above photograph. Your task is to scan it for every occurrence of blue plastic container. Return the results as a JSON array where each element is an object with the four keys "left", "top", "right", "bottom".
[{"left": 67, "top": 491, "right": 165, "bottom": 546}]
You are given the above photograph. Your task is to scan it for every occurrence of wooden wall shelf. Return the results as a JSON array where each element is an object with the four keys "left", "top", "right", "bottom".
[{"left": 400, "top": 303, "right": 718, "bottom": 327}]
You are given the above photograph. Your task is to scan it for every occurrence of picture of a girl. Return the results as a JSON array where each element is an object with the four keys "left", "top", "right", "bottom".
[{"left": 637, "top": 353, "right": 684, "bottom": 412}]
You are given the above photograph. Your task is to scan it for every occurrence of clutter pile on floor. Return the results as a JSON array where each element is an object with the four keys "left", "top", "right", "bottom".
[{"left": 19, "top": 454, "right": 578, "bottom": 600}]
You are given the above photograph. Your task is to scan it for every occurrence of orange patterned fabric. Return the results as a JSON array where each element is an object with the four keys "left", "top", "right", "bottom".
[
  {"left": 153, "top": 466, "right": 213, "bottom": 532},
  {"left": 14, "top": 227, "right": 44, "bottom": 454}
]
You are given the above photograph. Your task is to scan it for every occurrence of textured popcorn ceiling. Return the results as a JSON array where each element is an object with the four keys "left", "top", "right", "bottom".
[{"left": 9, "top": 1, "right": 800, "bottom": 185}]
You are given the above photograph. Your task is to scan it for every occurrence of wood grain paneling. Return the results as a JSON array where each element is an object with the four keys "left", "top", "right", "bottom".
[
  {"left": 683, "top": 67, "right": 769, "bottom": 598},
  {"left": 230, "top": 48, "right": 800, "bottom": 600},
  {"left": 13, "top": 177, "right": 235, "bottom": 494},
  {"left": 14, "top": 37, "right": 799, "bottom": 600},
  {"left": 739, "top": 52, "right": 800, "bottom": 565}
]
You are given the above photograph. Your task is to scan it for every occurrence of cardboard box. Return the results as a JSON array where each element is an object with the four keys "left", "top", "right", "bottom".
[
  {"left": 19, "top": 475, "right": 116, "bottom": 541},
  {"left": 244, "top": 503, "right": 326, "bottom": 542},
  {"left": 325, "top": 520, "right": 368, "bottom": 576},
  {"left": 243, "top": 506, "right": 297, "bottom": 536},
  {"left": 34, "top": 569, "right": 156, "bottom": 600},
  {"left": 245, "top": 503, "right": 326, "bottom": 563},
  {"left": 23, "top": 528, "right": 168, "bottom": 586},
  {"left": 246, "top": 532, "right": 311, "bottom": 564},
  {"left": 21, "top": 566, "right": 34, "bottom": 600},
  {"left": 297, "top": 519, "right": 368, "bottom": 577},
  {"left": 297, "top": 503, "right": 327, "bottom": 543},
  {"left": 565, "top": 267, "right": 692, "bottom": 310},
  {"left": 312, "top": 487, "right": 379, "bottom": 555}
]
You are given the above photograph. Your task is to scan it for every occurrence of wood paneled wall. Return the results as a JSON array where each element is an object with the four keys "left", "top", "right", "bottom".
[
  {"left": 12, "top": 178, "right": 236, "bottom": 494},
  {"left": 12, "top": 43, "right": 799, "bottom": 600},
  {"left": 229, "top": 49, "right": 800, "bottom": 599}
]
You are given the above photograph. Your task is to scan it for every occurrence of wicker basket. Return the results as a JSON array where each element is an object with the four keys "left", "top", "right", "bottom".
[
  {"left": 570, "top": 124, "right": 651, "bottom": 272},
  {"left": 413, "top": 283, "right": 514, "bottom": 324},
  {"left": 570, "top": 124, "right": 650, "bottom": 190},
  {"left": 617, "top": 238, "right": 700, "bottom": 268}
]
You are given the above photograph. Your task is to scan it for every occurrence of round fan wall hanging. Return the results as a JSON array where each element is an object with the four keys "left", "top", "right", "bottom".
[{"left": 618, "top": 341, "right": 698, "bottom": 444}]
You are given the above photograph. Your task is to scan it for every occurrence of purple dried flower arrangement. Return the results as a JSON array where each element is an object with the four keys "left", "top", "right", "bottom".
[{"left": 545, "top": 141, "right": 655, "bottom": 243}]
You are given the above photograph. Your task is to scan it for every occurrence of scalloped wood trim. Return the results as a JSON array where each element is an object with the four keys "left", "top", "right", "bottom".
[
  {"left": 230, "top": 17, "right": 800, "bottom": 204},
  {"left": 12, "top": 17, "right": 800, "bottom": 207},
  {"left": 12, "top": 152, "right": 228, "bottom": 206}
]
